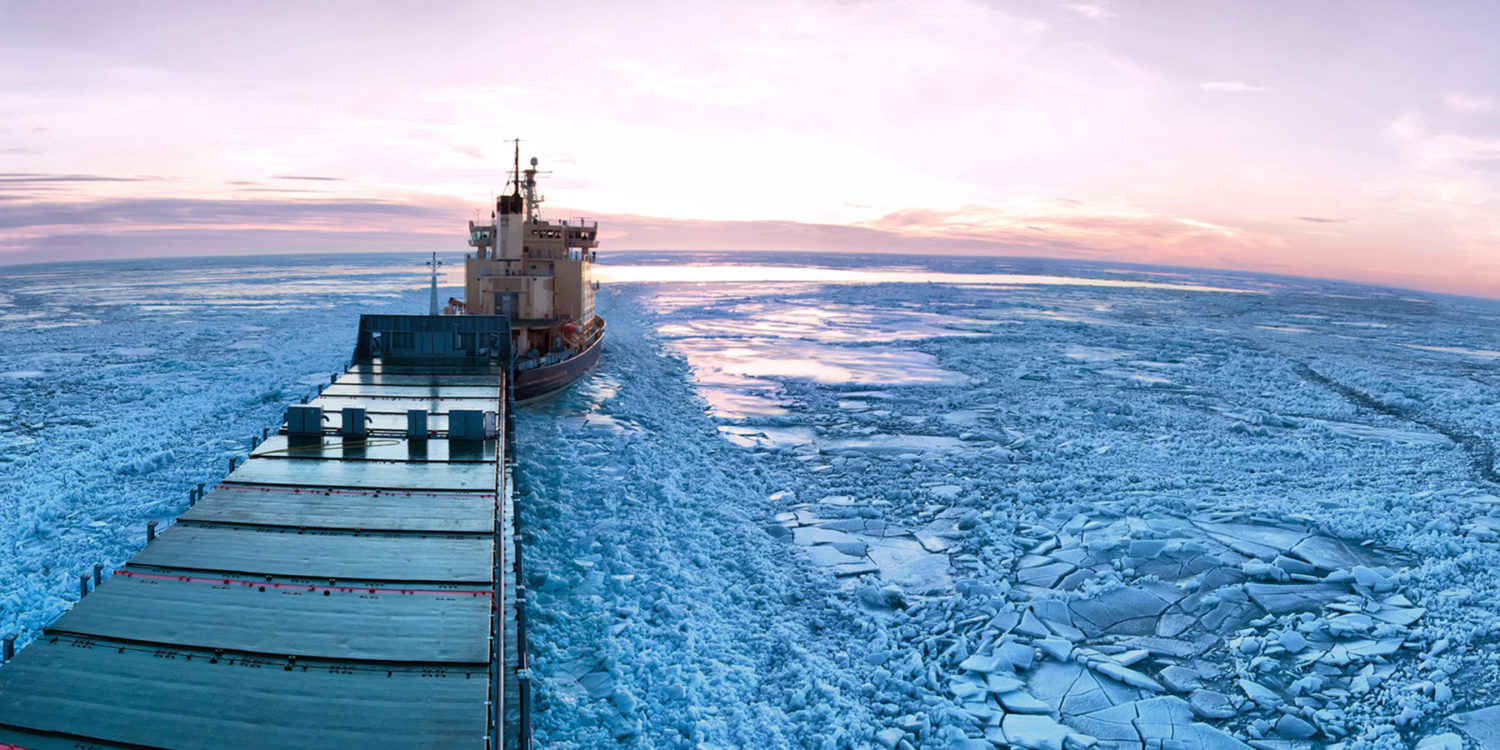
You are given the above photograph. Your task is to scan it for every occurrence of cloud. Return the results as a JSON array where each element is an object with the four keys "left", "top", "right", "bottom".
[
  {"left": 1444, "top": 93, "right": 1493, "bottom": 113},
  {"left": 271, "top": 175, "right": 345, "bottom": 181},
  {"left": 235, "top": 188, "right": 332, "bottom": 193},
  {"left": 1061, "top": 3, "right": 1116, "bottom": 21},
  {"left": 0, "top": 228, "right": 448, "bottom": 265},
  {"left": 1200, "top": 81, "right": 1267, "bottom": 93},
  {"left": 1174, "top": 217, "right": 1240, "bottom": 237},
  {"left": 1388, "top": 113, "right": 1500, "bottom": 168},
  {"left": 852, "top": 204, "right": 1260, "bottom": 264},
  {"left": 1294, "top": 216, "right": 1354, "bottom": 223},
  {"left": 593, "top": 210, "right": 1081, "bottom": 257},
  {"left": 0, "top": 196, "right": 450, "bottom": 232},
  {"left": 1419, "top": 135, "right": 1500, "bottom": 164},
  {"left": 0, "top": 173, "right": 154, "bottom": 183}
]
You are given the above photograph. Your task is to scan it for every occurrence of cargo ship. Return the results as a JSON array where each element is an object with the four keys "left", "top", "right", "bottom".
[
  {"left": 0, "top": 151, "right": 596, "bottom": 748},
  {"left": 452, "top": 145, "right": 605, "bottom": 402},
  {"left": 0, "top": 311, "right": 533, "bottom": 748}
]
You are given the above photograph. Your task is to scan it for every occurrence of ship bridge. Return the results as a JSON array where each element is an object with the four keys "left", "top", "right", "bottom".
[{"left": 0, "top": 315, "right": 533, "bottom": 749}]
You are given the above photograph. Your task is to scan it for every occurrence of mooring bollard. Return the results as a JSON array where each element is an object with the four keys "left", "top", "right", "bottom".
[
  {"left": 261, "top": 426, "right": 269, "bottom": 440},
  {"left": 146, "top": 521, "right": 158, "bottom": 542},
  {"left": 228, "top": 456, "right": 237, "bottom": 472},
  {"left": 251, "top": 434, "right": 260, "bottom": 449},
  {"left": 79, "top": 575, "right": 88, "bottom": 599},
  {"left": 330, "top": 373, "right": 337, "bottom": 384},
  {"left": 2, "top": 635, "right": 14, "bottom": 663},
  {"left": 189, "top": 488, "right": 197, "bottom": 507},
  {"left": 94, "top": 564, "right": 103, "bottom": 587}
]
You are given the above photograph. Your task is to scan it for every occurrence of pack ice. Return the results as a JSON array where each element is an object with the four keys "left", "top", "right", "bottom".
[{"left": 519, "top": 255, "right": 1500, "bottom": 750}]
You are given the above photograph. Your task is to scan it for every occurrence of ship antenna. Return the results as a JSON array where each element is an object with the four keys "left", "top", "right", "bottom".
[
  {"left": 426, "top": 252, "right": 443, "bottom": 316},
  {"left": 510, "top": 138, "right": 522, "bottom": 197}
]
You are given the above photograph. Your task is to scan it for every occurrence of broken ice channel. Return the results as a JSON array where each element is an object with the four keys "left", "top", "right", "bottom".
[{"left": 773, "top": 494, "right": 1454, "bottom": 750}]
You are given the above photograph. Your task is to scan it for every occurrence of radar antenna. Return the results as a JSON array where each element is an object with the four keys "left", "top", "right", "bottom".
[{"left": 521, "top": 154, "right": 551, "bottom": 223}]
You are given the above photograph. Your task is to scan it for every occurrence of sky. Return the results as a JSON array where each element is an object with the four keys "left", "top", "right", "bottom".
[{"left": 2, "top": 0, "right": 1499, "bottom": 296}]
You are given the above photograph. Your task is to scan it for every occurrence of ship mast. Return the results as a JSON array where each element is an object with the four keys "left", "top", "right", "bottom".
[
  {"left": 522, "top": 157, "right": 544, "bottom": 223},
  {"left": 510, "top": 139, "right": 521, "bottom": 202},
  {"left": 426, "top": 252, "right": 442, "bottom": 315},
  {"left": 503, "top": 138, "right": 547, "bottom": 223}
]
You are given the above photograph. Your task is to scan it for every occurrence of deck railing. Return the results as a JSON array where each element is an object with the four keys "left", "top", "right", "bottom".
[{"left": 514, "top": 323, "right": 605, "bottom": 372}]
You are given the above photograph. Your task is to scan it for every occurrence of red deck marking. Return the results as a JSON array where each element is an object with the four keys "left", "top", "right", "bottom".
[{"left": 115, "top": 570, "right": 490, "bottom": 597}]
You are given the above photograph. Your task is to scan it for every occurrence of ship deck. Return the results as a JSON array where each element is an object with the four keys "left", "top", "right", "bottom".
[{"left": 0, "top": 358, "right": 525, "bottom": 749}]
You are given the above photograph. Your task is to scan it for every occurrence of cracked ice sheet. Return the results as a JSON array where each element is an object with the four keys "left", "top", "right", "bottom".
[
  {"left": 1452, "top": 705, "right": 1500, "bottom": 750},
  {"left": 781, "top": 502, "right": 954, "bottom": 595},
  {"left": 1068, "top": 696, "right": 1250, "bottom": 750},
  {"left": 618, "top": 254, "right": 1499, "bottom": 746}
]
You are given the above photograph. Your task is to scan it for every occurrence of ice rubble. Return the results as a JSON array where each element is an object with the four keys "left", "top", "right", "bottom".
[
  {"left": 851, "top": 505, "right": 1437, "bottom": 749},
  {"left": 768, "top": 468, "right": 1445, "bottom": 747},
  {"left": 511, "top": 260, "right": 1500, "bottom": 749}
]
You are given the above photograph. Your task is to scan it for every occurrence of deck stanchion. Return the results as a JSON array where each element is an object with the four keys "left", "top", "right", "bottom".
[
  {"left": 518, "top": 673, "right": 532, "bottom": 749},
  {"left": 516, "top": 590, "right": 528, "bottom": 663},
  {"left": 94, "top": 564, "right": 103, "bottom": 587},
  {"left": 189, "top": 488, "right": 197, "bottom": 507},
  {"left": 228, "top": 456, "right": 237, "bottom": 472},
  {"left": 146, "top": 521, "right": 158, "bottom": 542},
  {"left": 79, "top": 575, "right": 89, "bottom": 599},
  {"left": 2, "top": 635, "right": 13, "bottom": 663}
]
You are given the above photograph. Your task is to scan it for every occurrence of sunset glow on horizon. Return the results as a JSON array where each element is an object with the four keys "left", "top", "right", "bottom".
[{"left": 3, "top": 0, "right": 1500, "bottom": 296}]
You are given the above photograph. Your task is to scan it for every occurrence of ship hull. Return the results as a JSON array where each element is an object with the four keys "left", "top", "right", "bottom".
[{"left": 513, "top": 323, "right": 604, "bottom": 403}]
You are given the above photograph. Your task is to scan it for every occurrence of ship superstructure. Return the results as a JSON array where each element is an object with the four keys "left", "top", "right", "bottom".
[{"left": 461, "top": 145, "right": 604, "bottom": 400}]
